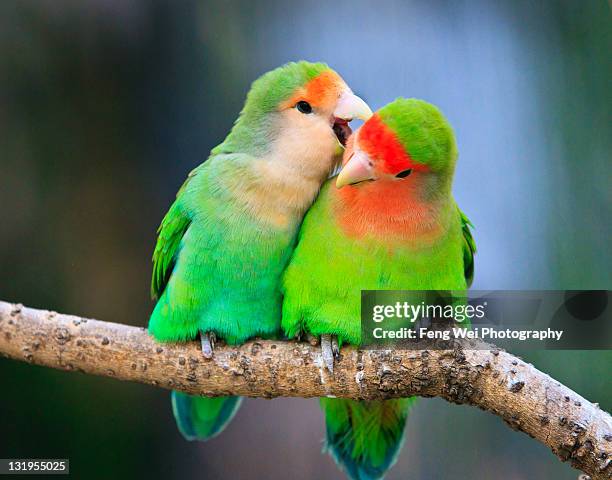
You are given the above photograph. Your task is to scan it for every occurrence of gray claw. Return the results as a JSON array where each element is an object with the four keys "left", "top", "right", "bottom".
[
  {"left": 321, "top": 334, "right": 339, "bottom": 374},
  {"left": 331, "top": 336, "right": 339, "bottom": 356},
  {"left": 200, "top": 331, "right": 216, "bottom": 359},
  {"left": 306, "top": 333, "right": 320, "bottom": 346}
]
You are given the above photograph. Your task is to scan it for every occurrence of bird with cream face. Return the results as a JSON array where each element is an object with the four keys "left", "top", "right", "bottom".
[{"left": 148, "top": 61, "right": 371, "bottom": 442}]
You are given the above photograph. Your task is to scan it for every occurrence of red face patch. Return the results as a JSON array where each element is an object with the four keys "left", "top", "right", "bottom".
[{"left": 358, "top": 114, "right": 427, "bottom": 175}]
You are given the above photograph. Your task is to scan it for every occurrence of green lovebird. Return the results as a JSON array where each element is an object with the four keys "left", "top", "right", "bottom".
[
  {"left": 148, "top": 61, "right": 372, "bottom": 441},
  {"left": 281, "top": 98, "right": 476, "bottom": 480}
]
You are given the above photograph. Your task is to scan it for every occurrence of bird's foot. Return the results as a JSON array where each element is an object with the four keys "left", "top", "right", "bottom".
[
  {"left": 200, "top": 331, "right": 216, "bottom": 359},
  {"left": 320, "top": 334, "right": 340, "bottom": 374},
  {"left": 306, "top": 333, "right": 320, "bottom": 346}
]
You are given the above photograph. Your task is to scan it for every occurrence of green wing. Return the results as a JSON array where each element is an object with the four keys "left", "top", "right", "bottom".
[
  {"left": 459, "top": 208, "right": 476, "bottom": 288},
  {"left": 150, "top": 165, "right": 205, "bottom": 299}
]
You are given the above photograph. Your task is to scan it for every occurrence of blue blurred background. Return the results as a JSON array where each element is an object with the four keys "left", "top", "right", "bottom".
[{"left": 1, "top": 1, "right": 610, "bottom": 479}]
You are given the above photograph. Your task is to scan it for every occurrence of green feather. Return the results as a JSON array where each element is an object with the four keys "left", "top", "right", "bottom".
[
  {"left": 171, "top": 393, "right": 242, "bottom": 441},
  {"left": 150, "top": 165, "right": 199, "bottom": 300},
  {"left": 322, "top": 398, "right": 416, "bottom": 480},
  {"left": 459, "top": 207, "right": 476, "bottom": 287}
]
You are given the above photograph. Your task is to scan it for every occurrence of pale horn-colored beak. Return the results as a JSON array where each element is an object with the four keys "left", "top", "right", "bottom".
[
  {"left": 333, "top": 91, "right": 373, "bottom": 121},
  {"left": 336, "top": 150, "right": 375, "bottom": 188}
]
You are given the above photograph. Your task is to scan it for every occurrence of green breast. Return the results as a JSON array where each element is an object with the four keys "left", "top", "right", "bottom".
[
  {"left": 281, "top": 181, "right": 467, "bottom": 345},
  {"left": 150, "top": 156, "right": 302, "bottom": 344}
]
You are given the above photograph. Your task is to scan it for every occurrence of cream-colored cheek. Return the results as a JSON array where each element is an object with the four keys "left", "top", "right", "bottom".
[
  {"left": 241, "top": 161, "right": 323, "bottom": 229},
  {"left": 238, "top": 115, "right": 339, "bottom": 229},
  {"left": 275, "top": 111, "right": 339, "bottom": 177}
]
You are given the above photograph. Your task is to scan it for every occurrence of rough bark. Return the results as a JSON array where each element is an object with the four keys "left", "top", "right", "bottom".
[{"left": 0, "top": 301, "right": 610, "bottom": 479}]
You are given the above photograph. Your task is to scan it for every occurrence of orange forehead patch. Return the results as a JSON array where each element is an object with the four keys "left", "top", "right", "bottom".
[
  {"left": 281, "top": 70, "right": 345, "bottom": 110},
  {"left": 358, "top": 114, "right": 427, "bottom": 174}
]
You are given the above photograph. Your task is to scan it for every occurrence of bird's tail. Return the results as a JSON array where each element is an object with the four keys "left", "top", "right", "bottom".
[
  {"left": 321, "top": 397, "right": 416, "bottom": 480},
  {"left": 171, "top": 391, "right": 242, "bottom": 441}
]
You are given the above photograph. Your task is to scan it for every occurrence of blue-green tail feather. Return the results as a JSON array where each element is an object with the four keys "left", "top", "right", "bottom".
[
  {"left": 325, "top": 429, "right": 402, "bottom": 480},
  {"left": 171, "top": 392, "right": 242, "bottom": 441},
  {"left": 322, "top": 398, "right": 416, "bottom": 480}
]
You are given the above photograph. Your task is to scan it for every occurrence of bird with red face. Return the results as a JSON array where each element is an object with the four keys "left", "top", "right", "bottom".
[{"left": 282, "top": 98, "right": 476, "bottom": 480}]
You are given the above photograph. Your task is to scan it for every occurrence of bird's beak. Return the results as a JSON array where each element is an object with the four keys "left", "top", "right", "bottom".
[
  {"left": 336, "top": 150, "right": 375, "bottom": 188},
  {"left": 333, "top": 91, "right": 373, "bottom": 121}
]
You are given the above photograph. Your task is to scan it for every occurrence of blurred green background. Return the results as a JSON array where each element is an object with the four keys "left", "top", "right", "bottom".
[{"left": 0, "top": 1, "right": 610, "bottom": 479}]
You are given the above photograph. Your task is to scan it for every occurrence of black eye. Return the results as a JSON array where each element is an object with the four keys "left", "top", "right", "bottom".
[
  {"left": 296, "top": 101, "right": 312, "bottom": 114},
  {"left": 396, "top": 169, "right": 412, "bottom": 178}
]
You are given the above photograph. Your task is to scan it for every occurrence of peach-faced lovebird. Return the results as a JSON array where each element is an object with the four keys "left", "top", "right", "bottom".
[
  {"left": 148, "top": 61, "right": 372, "bottom": 441},
  {"left": 282, "top": 98, "right": 476, "bottom": 479}
]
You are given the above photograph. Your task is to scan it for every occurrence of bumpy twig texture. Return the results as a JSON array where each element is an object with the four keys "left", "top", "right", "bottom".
[{"left": 0, "top": 301, "right": 610, "bottom": 479}]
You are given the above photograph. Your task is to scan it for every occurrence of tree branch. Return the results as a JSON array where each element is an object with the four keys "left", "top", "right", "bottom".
[{"left": 0, "top": 301, "right": 610, "bottom": 479}]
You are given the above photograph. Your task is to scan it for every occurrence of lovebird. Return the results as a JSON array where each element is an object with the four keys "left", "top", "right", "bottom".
[
  {"left": 148, "top": 61, "right": 372, "bottom": 442},
  {"left": 281, "top": 98, "right": 476, "bottom": 479}
]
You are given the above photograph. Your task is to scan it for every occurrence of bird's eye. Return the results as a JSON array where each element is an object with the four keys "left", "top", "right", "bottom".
[
  {"left": 396, "top": 169, "right": 412, "bottom": 179},
  {"left": 296, "top": 101, "right": 312, "bottom": 114}
]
